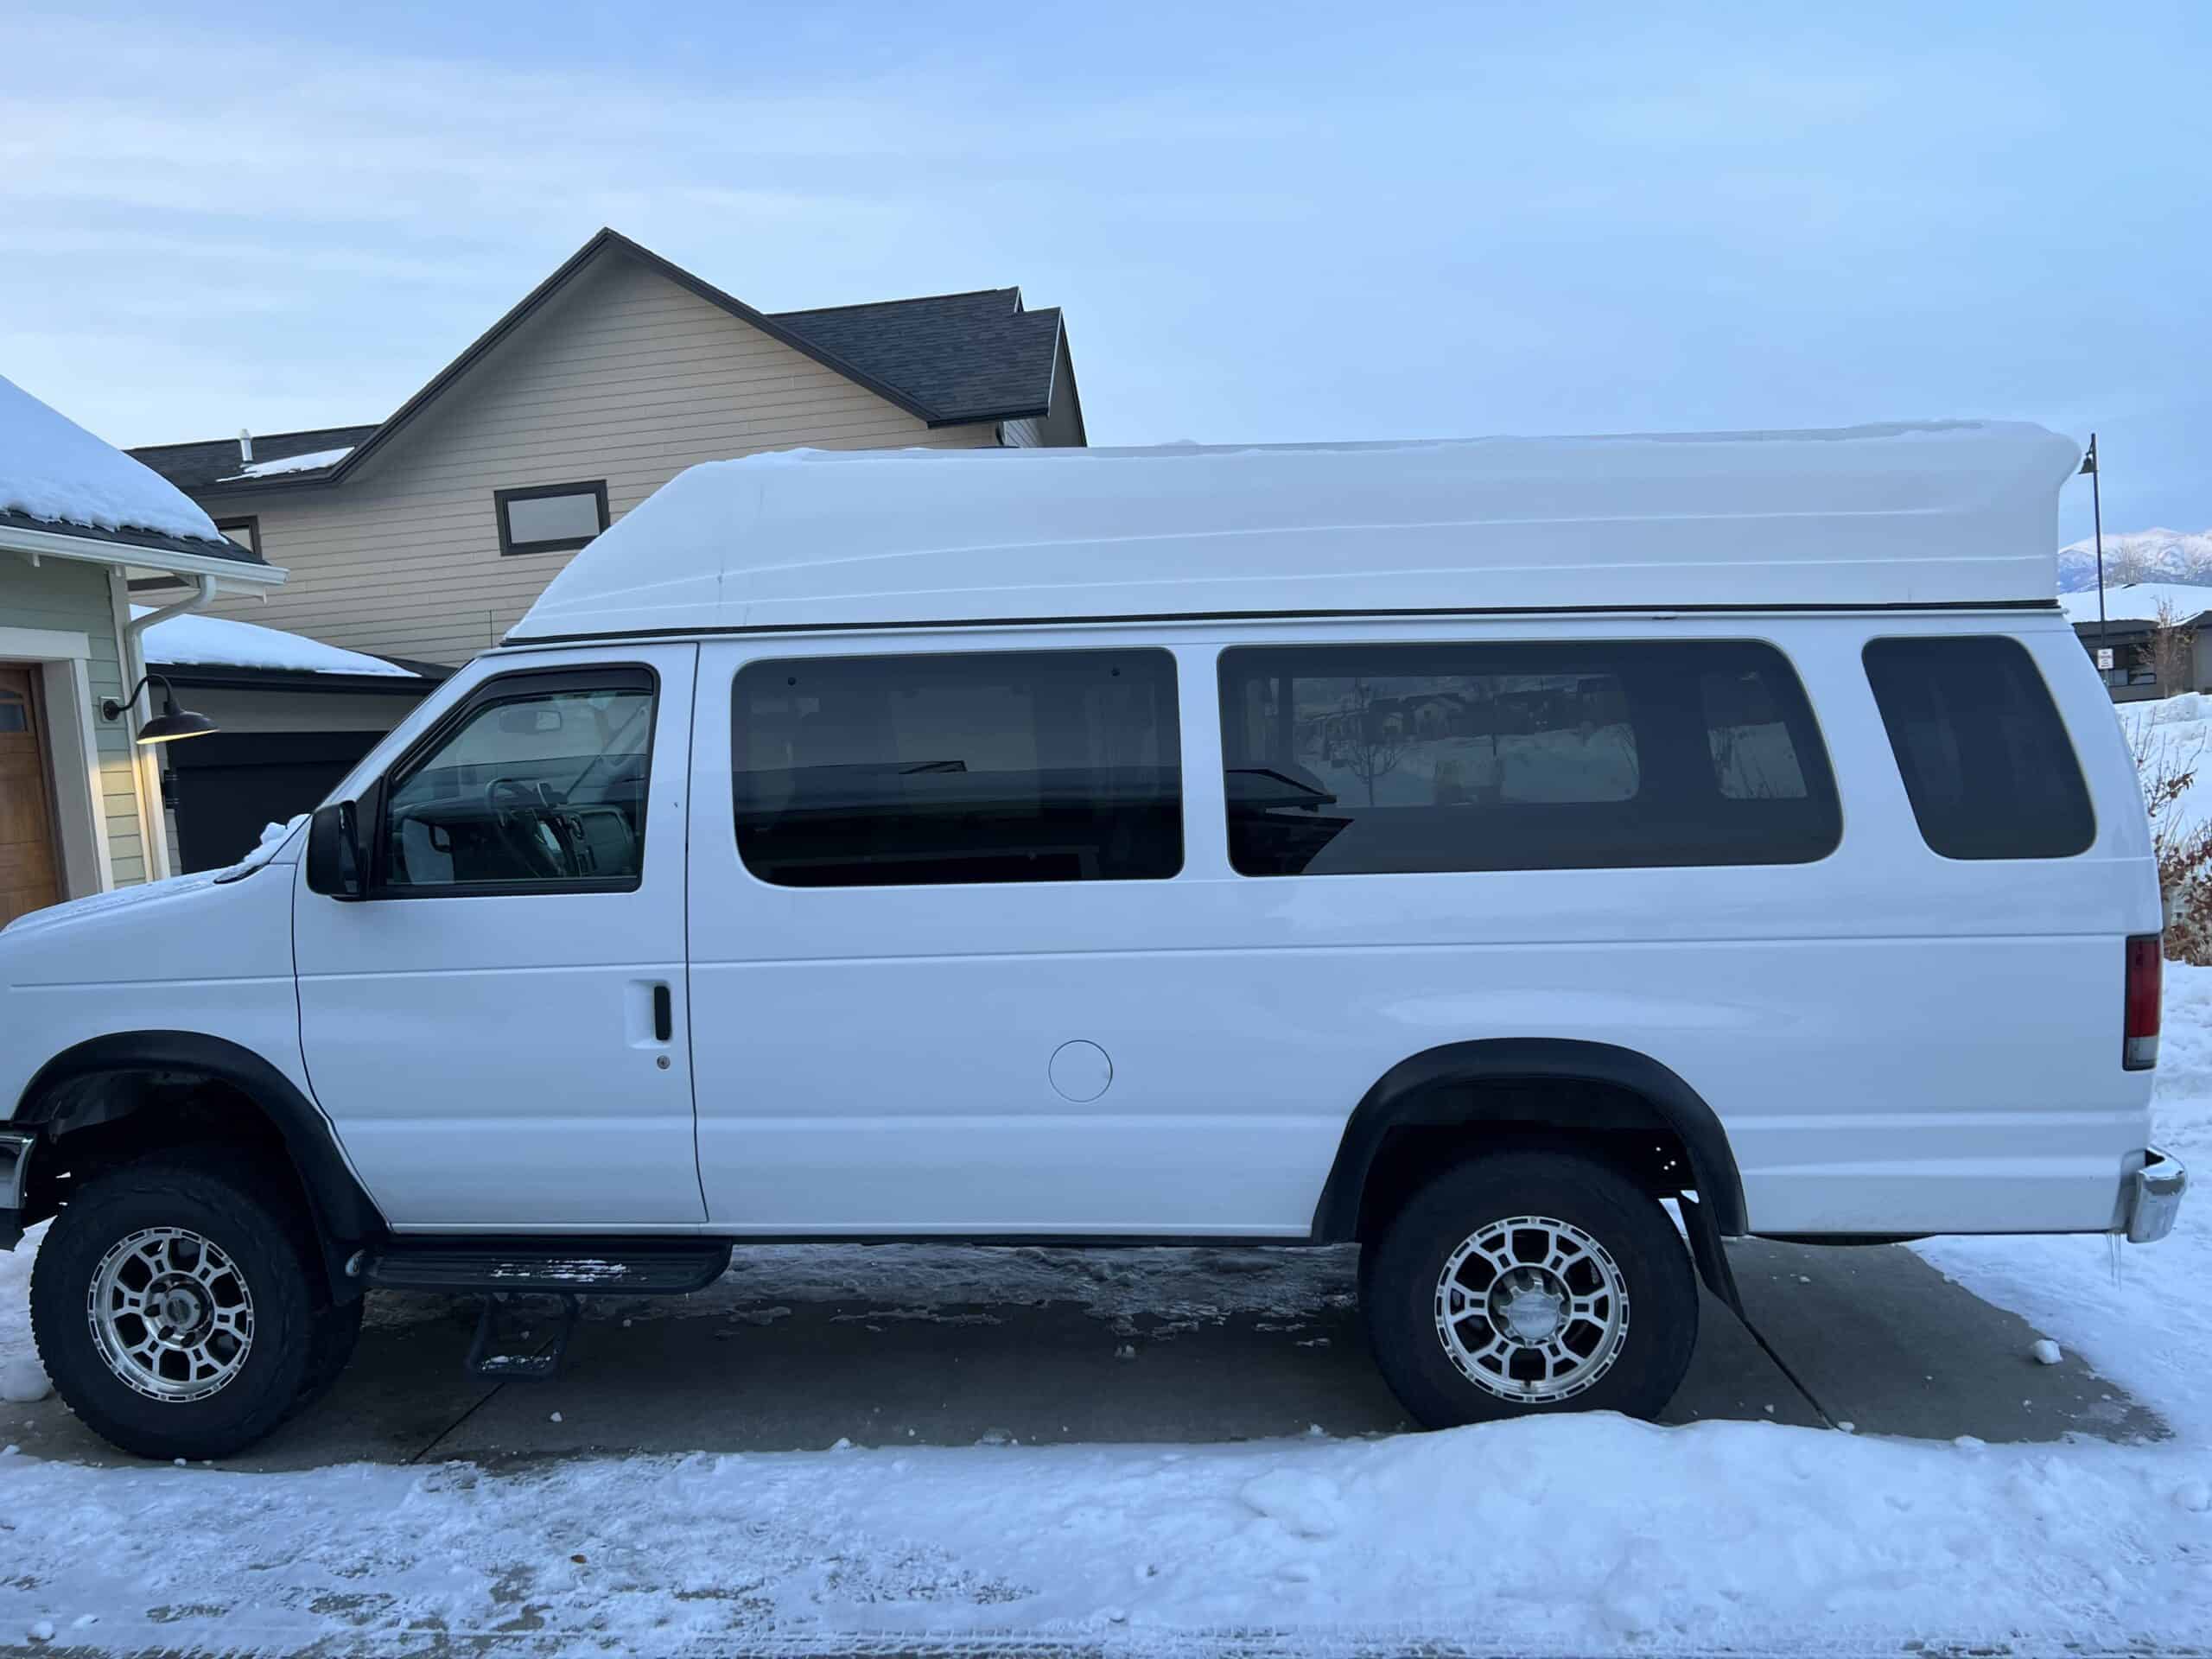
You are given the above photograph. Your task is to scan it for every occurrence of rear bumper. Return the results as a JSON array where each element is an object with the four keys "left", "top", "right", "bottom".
[{"left": 2122, "top": 1147, "right": 2188, "bottom": 1244}]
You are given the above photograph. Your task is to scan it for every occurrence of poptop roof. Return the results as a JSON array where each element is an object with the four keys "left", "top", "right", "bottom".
[{"left": 507, "top": 421, "right": 2084, "bottom": 643}]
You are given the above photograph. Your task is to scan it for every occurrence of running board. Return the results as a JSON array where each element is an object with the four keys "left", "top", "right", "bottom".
[{"left": 354, "top": 1243, "right": 731, "bottom": 1296}]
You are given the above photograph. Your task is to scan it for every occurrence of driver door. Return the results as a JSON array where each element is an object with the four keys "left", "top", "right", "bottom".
[{"left": 293, "top": 646, "right": 705, "bottom": 1231}]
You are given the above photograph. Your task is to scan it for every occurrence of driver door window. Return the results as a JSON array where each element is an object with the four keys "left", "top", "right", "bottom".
[{"left": 380, "top": 673, "right": 656, "bottom": 893}]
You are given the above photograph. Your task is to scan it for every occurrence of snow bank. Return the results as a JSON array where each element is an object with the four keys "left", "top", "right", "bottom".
[
  {"left": 216, "top": 446, "right": 353, "bottom": 482},
  {"left": 133, "top": 607, "right": 414, "bottom": 677},
  {"left": 0, "top": 376, "right": 222, "bottom": 544},
  {"left": 2121, "top": 691, "right": 2212, "bottom": 837}
]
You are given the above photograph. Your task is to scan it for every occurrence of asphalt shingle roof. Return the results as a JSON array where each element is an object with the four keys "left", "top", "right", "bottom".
[
  {"left": 768, "top": 289, "right": 1063, "bottom": 426},
  {"left": 126, "top": 424, "right": 382, "bottom": 493}
]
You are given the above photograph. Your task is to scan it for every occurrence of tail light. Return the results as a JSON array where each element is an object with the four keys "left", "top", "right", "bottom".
[{"left": 2125, "top": 934, "right": 2162, "bottom": 1071}]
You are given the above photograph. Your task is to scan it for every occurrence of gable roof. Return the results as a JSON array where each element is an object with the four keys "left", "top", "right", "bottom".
[{"left": 127, "top": 230, "right": 1072, "bottom": 499}]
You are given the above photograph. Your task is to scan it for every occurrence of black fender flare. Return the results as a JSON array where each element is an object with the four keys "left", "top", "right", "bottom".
[
  {"left": 1310, "top": 1037, "right": 1747, "bottom": 1310},
  {"left": 13, "top": 1030, "right": 386, "bottom": 1286}
]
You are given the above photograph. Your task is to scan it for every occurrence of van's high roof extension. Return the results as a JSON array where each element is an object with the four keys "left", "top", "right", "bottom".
[{"left": 509, "top": 421, "right": 2086, "bottom": 644}]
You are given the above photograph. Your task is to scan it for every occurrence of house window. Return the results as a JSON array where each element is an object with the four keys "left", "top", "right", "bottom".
[
  {"left": 495, "top": 481, "right": 610, "bottom": 556},
  {"left": 214, "top": 517, "right": 258, "bottom": 558}
]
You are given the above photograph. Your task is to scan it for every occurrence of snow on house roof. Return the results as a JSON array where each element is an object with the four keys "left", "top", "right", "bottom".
[
  {"left": 508, "top": 421, "right": 2086, "bottom": 643},
  {"left": 134, "top": 607, "right": 416, "bottom": 677},
  {"left": 0, "top": 373, "right": 229, "bottom": 547},
  {"left": 218, "top": 445, "right": 356, "bottom": 483},
  {"left": 2057, "top": 583, "right": 2212, "bottom": 626}
]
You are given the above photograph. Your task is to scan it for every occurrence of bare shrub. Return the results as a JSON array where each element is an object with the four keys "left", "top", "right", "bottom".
[
  {"left": 2153, "top": 597, "right": 2199, "bottom": 696},
  {"left": 2133, "top": 717, "right": 2212, "bottom": 963}
]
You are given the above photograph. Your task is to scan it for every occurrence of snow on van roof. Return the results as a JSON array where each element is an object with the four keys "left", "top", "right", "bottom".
[{"left": 507, "top": 422, "right": 2084, "bottom": 642}]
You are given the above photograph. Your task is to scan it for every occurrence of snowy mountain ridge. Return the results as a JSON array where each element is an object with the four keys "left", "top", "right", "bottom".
[{"left": 2057, "top": 528, "right": 2212, "bottom": 593}]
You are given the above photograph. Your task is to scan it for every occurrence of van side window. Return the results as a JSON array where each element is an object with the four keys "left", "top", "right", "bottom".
[
  {"left": 381, "top": 674, "right": 656, "bottom": 891},
  {"left": 733, "top": 649, "right": 1182, "bottom": 887},
  {"left": 1217, "top": 639, "right": 1838, "bottom": 876},
  {"left": 1863, "top": 636, "right": 2094, "bottom": 859}
]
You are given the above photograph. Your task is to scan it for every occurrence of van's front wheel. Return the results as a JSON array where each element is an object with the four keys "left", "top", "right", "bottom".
[
  {"left": 1362, "top": 1150, "right": 1698, "bottom": 1427},
  {"left": 29, "top": 1154, "right": 323, "bottom": 1460}
]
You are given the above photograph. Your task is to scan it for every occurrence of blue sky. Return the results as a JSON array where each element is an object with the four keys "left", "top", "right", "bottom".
[{"left": 3, "top": 1, "right": 2204, "bottom": 542}]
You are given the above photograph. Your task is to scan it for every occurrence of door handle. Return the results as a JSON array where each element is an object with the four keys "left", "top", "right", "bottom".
[{"left": 652, "top": 983, "right": 673, "bottom": 1043}]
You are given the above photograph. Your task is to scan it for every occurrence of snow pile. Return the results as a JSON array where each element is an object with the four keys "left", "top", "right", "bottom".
[
  {"left": 216, "top": 446, "right": 353, "bottom": 483},
  {"left": 2121, "top": 691, "right": 2212, "bottom": 834},
  {"left": 133, "top": 607, "right": 414, "bottom": 677},
  {"left": 0, "top": 375, "right": 223, "bottom": 545}
]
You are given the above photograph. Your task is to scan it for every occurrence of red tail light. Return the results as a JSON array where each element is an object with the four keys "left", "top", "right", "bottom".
[{"left": 2125, "top": 934, "right": 2162, "bottom": 1071}]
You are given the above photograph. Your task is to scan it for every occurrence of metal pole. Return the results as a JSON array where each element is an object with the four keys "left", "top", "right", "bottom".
[{"left": 2092, "top": 433, "right": 2106, "bottom": 634}]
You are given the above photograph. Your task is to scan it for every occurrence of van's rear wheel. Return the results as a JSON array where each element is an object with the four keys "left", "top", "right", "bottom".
[
  {"left": 1362, "top": 1149, "right": 1697, "bottom": 1427},
  {"left": 29, "top": 1155, "right": 322, "bottom": 1460}
]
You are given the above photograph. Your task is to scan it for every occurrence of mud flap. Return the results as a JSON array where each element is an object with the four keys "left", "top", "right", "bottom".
[{"left": 1680, "top": 1189, "right": 1745, "bottom": 1319}]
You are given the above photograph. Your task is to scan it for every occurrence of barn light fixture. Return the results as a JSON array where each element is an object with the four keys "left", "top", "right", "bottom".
[{"left": 101, "top": 674, "right": 219, "bottom": 746}]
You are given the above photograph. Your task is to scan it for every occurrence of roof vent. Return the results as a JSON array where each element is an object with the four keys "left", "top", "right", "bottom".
[{"left": 238, "top": 429, "right": 253, "bottom": 464}]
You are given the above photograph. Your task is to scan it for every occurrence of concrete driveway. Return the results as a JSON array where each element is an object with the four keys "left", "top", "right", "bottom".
[{"left": 6, "top": 1238, "right": 2164, "bottom": 1470}]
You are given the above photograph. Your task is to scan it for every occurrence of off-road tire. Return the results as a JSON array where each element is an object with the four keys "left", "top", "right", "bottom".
[
  {"left": 1362, "top": 1148, "right": 1698, "bottom": 1428},
  {"left": 29, "top": 1154, "right": 323, "bottom": 1460},
  {"left": 294, "top": 1294, "right": 365, "bottom": 1415}
]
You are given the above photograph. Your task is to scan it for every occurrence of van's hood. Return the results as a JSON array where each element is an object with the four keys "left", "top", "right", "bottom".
[{"left": 0, "top": 817, "right": 306, "bottom": 943}]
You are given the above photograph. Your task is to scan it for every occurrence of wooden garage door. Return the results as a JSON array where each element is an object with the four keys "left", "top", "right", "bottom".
[{"left": 0, "top": 665, "right": 64, "bottom": 925}]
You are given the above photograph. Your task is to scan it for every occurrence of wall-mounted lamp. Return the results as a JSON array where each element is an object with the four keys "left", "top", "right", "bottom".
[{"left": 100, "top": 674, "right": 218, "bottom": 747}]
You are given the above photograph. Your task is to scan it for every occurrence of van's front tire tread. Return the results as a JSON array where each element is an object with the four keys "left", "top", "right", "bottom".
[{"left": 29, "top": 1156, "right": 321, "bottom": 1461}]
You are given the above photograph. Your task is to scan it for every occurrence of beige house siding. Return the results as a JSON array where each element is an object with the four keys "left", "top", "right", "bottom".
[
  {"left": 0, "top": 557, "right": 148, "bottom": 887},
  {"left": 199, "top": 251, "right": 1004, "bottom": 665}
]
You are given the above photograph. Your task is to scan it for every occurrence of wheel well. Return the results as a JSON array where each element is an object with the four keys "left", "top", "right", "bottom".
[
  {"left": 20, "top": 1070, "right": 311, "bottom": 1231},
  {"left": 1347, "top": 1080, "right": 1698, "bottom": 1243}
]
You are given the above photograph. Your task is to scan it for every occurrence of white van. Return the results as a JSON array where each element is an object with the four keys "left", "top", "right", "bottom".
[{"left": 0, "top": 423, "right": 2186, "bottom": 1459}]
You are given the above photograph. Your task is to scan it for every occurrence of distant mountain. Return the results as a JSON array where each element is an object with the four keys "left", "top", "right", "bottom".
[{"left": 2057, "top": 529, "right": 2212, "bottom": 593}]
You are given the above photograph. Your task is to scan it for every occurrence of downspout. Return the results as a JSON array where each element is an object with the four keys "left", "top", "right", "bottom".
[{"left": 116, "top": 573, "right": 220, "bottom": 882}]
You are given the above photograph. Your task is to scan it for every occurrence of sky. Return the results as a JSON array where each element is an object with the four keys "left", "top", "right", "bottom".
[{"left": 1, "top": 2, "right": 2205, "bottom": 543}]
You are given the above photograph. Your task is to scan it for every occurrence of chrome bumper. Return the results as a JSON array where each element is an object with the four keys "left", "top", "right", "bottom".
[{"left": 2123, "top": 1147, "right": 2188, "bottom": 1245}]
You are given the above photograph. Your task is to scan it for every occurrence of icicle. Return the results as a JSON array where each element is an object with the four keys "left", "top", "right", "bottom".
[{"left": 2108, "top": 1230, "right": 2125, "bottom": 1288}]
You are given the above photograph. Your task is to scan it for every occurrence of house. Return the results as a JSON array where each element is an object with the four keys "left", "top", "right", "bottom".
[
  {"left": 0, "top": 374, "right": 283, "bottom": 923},
  {"left": 2062, "top": 583, "right": 2212, "bottom": 702},
  {"left": 136, "top": 609, "right": 447, "bottom": 873},
  {"left": 126, "top": 227, "right": 1086, "bottom": 671}
]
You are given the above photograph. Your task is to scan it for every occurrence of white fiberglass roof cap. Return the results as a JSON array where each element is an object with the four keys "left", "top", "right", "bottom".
[{"left": 507, "top": 422, "right": 2084, "bottom": 642}]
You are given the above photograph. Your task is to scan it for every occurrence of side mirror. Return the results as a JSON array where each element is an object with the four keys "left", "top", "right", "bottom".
[{"left": 305, "top": 800, "right": 365, "bottom": 900}]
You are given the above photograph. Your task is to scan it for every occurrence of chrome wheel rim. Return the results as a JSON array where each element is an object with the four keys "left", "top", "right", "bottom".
[
  {"left": 87, "top": 1227, "right": 255, "bottom": 1402},
  {"left": 1435, "top": 1214, "right": 1629, "bottom": 1402}
]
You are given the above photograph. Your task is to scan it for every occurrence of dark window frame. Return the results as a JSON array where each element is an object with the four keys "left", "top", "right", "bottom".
[
  {"left": 1216, "top": 637, "right": 1843, "bottom": 878},
  {"left": 494, "top": 480, "right": 610, "bottom": 557},
  {"left": 213, "top": 515, "right": 260, "bottom": 560},
  {"left": 365, "top": 663, "right": 658, "bottom": 899},
  {"left": 730, "top": 645, "right": 1185, "bottom": 890},
  {"left": 1862, "top": 635, "right": 2095, "bottom": 861}
]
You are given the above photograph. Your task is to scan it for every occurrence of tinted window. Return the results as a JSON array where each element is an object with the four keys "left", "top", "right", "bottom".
[
  {"left": 1219, "top": 639, "right": 1838, "bottom": 876},
  {"left": 734, "top": 650, "right": 1181, "bottom": 887},
  {"left": 382, "top": 677, "right": 654, "bottom": 889},
  {"left": 1863, "top": 637, "right": 2094, "bottom": 859}
]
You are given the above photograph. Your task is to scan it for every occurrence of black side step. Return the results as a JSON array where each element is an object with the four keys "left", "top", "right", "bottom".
[{"left": 355, "top": 1243, "right": 731, "bottom": 1296}]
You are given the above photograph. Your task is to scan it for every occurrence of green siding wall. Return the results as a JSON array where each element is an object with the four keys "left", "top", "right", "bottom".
[{"left": 0, "top": 556, "right": 147, "bottom": 887}]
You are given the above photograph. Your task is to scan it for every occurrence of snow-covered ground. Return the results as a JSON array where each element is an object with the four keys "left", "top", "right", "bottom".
[{"left": 0, "top": 1002, "right": 2208, "bottom": 1651}]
